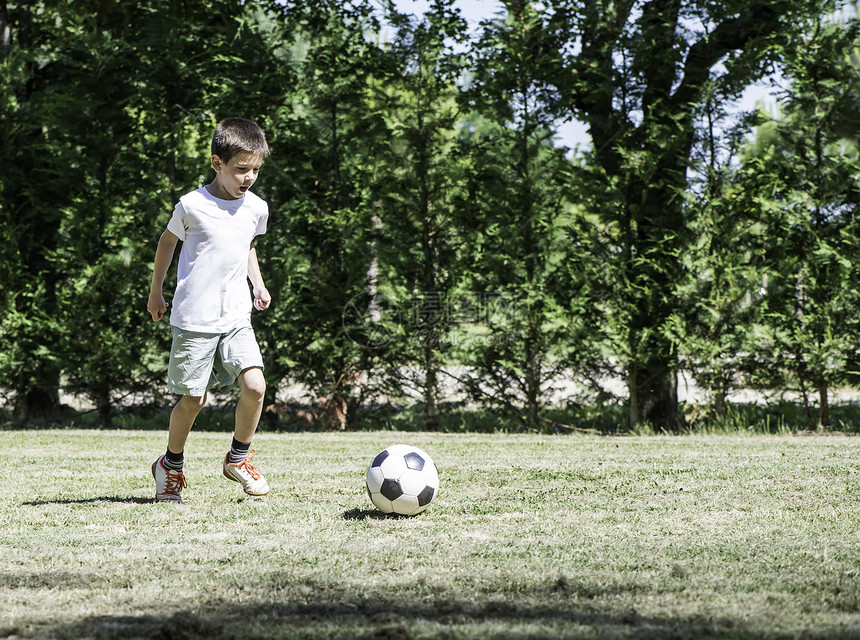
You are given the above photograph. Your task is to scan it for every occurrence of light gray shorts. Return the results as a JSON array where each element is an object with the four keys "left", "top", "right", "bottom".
[{"left": 167, "top": 325, "right": 264, "bottom": 396}]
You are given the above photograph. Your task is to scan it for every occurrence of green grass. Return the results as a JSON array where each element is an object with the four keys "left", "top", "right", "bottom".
[{"left": 1, "top": 430, "right": 859, "bottom": 639}]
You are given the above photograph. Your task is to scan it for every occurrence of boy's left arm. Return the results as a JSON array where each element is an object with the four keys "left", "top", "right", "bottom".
[{"left": 248, "top": 245, "right": 271, "bottom": 311}]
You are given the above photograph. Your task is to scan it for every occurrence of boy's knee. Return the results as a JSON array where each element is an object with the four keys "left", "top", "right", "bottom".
[{"left": 240, "top": 367, "right": 266, "bottom": 400}]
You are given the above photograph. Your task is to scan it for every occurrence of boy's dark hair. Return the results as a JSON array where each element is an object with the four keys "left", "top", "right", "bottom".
[{"left": 211, "top": 118, "right": 270, "bottom": 164}]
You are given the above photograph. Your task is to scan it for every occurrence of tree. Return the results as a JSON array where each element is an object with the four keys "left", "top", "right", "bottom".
[
  {"left": 738, "top": 14, "right": 860, "bottom": 427},
  {"left": 0, "top": 0, "right": 72, "bottom": 420},
  {"left": 0, "top": 0, "right": 277, "bottom": 424},
  {"left": 453, "top": 1, "right": 589, "bottom": 430},
  {"left": 365, "top": 0, "right": 468, "bottom": 430},
  {"left": 667, "top": 79, "right": 772, "bottom": 416},
  {"left": 258, "top": 0, "right": 387, "bottom": 428},
  {"left": 547, "top": 0, "right": 830, "bottom": 429}
]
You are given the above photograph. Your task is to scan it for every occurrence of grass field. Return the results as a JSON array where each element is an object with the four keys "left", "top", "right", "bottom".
[{"left": 1, "top": 430, "right": 858, "bottom": 639}]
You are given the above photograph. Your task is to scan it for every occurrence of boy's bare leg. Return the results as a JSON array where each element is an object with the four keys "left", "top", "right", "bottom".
[
  {"left": 234, "top": 367, "right": 266, "bottom": 444},
  {"left": 153, "top": 393, "right": 205, "bottom": 502},
  {"left": 222, "top": 367, "right": 270, "bottom": 495},
  {"left": 168, "top": 393, "right": 207, "bottom": 453}
]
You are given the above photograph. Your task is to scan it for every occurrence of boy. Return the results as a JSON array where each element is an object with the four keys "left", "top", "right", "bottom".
[{"left": 146, "top": 117, "right": 272, "bottom": 503}]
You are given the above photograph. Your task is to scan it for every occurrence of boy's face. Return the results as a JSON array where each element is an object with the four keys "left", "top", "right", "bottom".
[{"left": 210, "top": 151, "right": 264, "bottom": 200}]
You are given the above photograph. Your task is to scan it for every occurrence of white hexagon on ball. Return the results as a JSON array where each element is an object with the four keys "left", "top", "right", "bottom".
[{"left": 365, "top": 444, "right": 439, "bottom": 516}]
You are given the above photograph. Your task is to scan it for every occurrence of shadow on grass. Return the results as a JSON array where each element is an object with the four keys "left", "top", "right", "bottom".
[
  {"left": 37, "top": 591, "right": 860, "bottom": 640},
  {"left": 22, "top": 496, "right": 152, "bottom": 506},
  {"left": 341, "top": 507, "right": 417, "bottom": 520}
]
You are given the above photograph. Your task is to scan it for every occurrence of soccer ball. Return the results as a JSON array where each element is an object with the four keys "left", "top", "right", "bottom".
[{"left": 366, "top": 444, "right": 439, "bottom": 516}]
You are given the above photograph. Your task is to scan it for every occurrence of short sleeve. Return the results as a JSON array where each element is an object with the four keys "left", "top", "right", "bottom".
[
  {"left": 255, "top": 203, "right": 268, "bottom": 237},
  {"left": 166, "top": 201, "right": 186, "bottom": 241}
]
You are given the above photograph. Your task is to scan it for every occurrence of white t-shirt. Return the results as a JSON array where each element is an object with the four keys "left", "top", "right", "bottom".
[{"left": 167, "top": 186, "right": 268, "bottom": 333}]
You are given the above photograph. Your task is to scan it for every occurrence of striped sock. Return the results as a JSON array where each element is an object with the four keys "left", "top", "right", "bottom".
[
  {"left": 228, "top": 438, "right": 251, "bottom": 464},
  {"left": 164, "top": 449, "right": 184, "bottom": 472}
]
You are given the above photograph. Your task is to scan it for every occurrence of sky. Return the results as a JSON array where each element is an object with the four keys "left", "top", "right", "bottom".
[
  {"left": 391, "top": 0, "right": 505, "bottom": 28},
  {"left": 388, "top": 0, "right": 779, "bottom": 150}
]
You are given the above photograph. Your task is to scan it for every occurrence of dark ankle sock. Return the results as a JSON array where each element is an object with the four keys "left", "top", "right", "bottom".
[
  {"left": 229, "top": 438, "right": 251, "bottom": 464},
  {"left": 164, "top": 449, "right": 184, "bottom": 472}
]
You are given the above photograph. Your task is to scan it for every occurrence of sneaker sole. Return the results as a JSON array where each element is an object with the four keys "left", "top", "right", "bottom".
[{"left": 223, "top": 468, "right": 270, "bottom": 496}]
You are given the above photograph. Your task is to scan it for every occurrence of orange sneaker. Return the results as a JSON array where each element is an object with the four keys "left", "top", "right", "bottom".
[
  {"left": 223, "top": 450, "right": 270, "bottom": 496},
  {"left": 152, "top": 455, "right": 187, "bottom": 503}
]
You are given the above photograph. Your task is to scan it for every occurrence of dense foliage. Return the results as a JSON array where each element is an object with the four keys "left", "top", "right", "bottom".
[{"left": 1, "top": 0, "right": 858, "bottom": 431}]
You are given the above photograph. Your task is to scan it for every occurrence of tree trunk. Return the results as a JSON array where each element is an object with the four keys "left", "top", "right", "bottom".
[
  {"left": 714, "top": 388, "right": 727, "bottom": 418},
  {"left": 628, "top": 357, "right": 679, "bottom": 431},
  {"left": 13, "top": 384, "right": 61, "bottom": 425},
  {"left": 424, "top": 346, "right": 439, "bottom": 430},
  {"left": 525, "top": 335, "right": 541, "bottom": 430},
  {"left": 97, "top": 388, "right": 113, "bottom": 428},
  {"left": 416, "top": 80, "right": 441, "bottom": 432},
  {"left": 818, "top": 384, "right": 829, "bottom": 429}
]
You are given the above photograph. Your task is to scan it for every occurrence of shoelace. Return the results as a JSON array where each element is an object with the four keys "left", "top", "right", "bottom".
[
  {"left": 229, "top": 450, "right": 261, "bottom": 480},
  {"left": 163, "top": 469, "right": 187, "bottom": 494}
]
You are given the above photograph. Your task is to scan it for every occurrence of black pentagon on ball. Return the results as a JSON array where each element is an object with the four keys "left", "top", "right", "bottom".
[
  {"left": 404, "top": 451, "right": 425, "bottom": 471},
  {"left": 380, "top": 478, "right": 403, "bottom": 501},
  {"left": 417, "top": 485, "right": 435, "bottom": 507},
  {"left": 371, "top": 450, "right": 390, "bottom": 468}
]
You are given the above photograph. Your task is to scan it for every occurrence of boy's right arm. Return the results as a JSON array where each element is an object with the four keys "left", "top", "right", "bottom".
[{"left": 147, "top": 230, "right": 179, "bottom": 322}]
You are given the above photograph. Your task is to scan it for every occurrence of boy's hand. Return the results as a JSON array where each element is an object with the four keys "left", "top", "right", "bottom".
[
  {"left": 253, "top": 286, "right": 272, "bottom": 311},
  {"left": 147, "top": 292, "right": 169, "bottom": 321}
]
